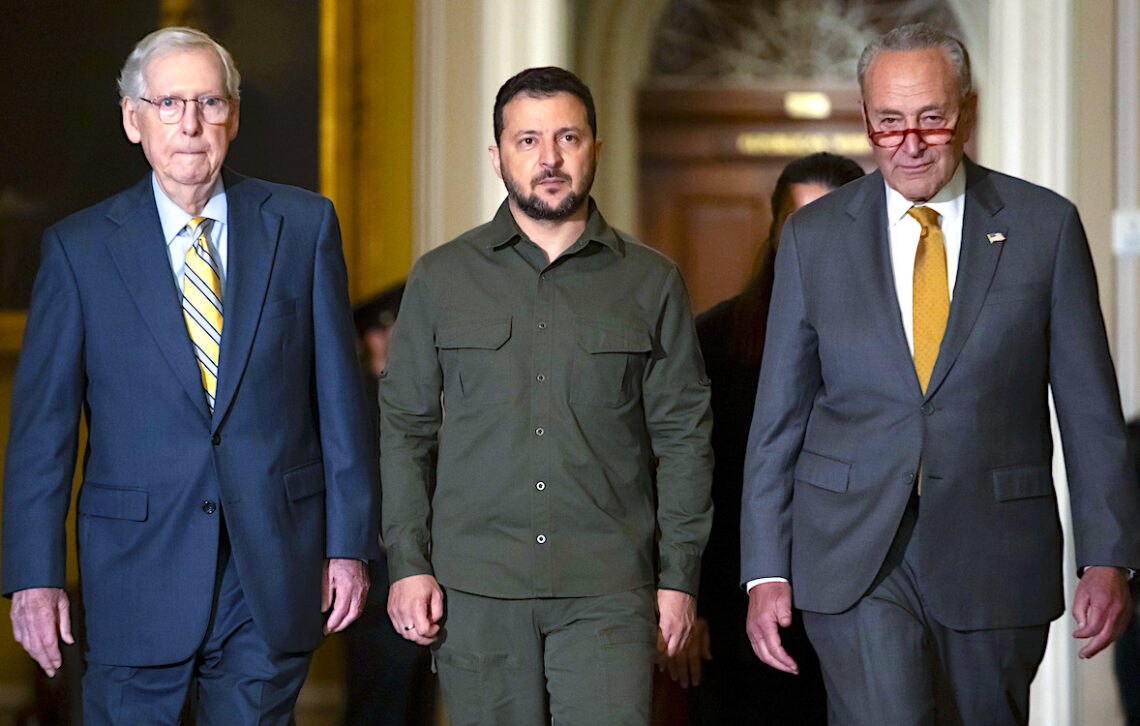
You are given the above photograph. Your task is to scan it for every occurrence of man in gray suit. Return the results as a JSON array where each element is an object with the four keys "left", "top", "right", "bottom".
[{"left": 742, "top": 23, "right": 1140, "bottom": 725}]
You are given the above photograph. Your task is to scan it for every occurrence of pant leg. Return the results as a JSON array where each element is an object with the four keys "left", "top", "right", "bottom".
[
  {"left": 1117, "top": 618, "right": 1140, "bottom": 726},
  {"left": 82, "top": 658, "right": 197, "bottom": 726},
  {"left": 927, "top": 618, "right": 1048, "bottom": 726},
  {"left": 433, "top": 587, "right": 547, "bottom": 726},
  {"left": 541, "top": 587, "right": 657, "bottom": 726},
  {"left": 193, "top": 526, "right": 313, "bottom": 726},
  {"left": 801, "top": 497, "right": 939, "bottom": 726}
]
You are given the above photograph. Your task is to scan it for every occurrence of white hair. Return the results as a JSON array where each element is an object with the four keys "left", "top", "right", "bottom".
[{"left": 118, "top": 26, "right": 241, "bottom": 101}]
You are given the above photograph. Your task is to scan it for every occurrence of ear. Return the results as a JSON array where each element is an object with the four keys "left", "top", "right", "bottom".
[
  {"left": 958, "top": 93, "right": 978, "bottom": 143},
  {"left": 227, "top": 99, "right": 240, "bottom": 141},
  {"left": 488, "top": 144, "right": 503, "bottom": 180},
  {"left": 122, "top": 97, "right": 142, "bottom": 144}
]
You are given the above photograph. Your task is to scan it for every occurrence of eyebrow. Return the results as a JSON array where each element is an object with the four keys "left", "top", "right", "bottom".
[
  {"left": 872, "top": 103, "right": 949, "bottom": 117},
  {"left": 512, "top": 125, "right": 584, "bottom": 138}
]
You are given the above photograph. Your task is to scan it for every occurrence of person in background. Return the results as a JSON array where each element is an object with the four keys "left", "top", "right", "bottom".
[
  {"left": 662, "top": 153, "right": 864, "bottom": 725},
  {"left": 1, "top": 26, "right": 377, "bottom": 724},
  {"left": 341, "top": 283, "right": 436, "bottom": 726},
  {"left": 1117, "top": 420, "right": 1140, "bottom": 726}
]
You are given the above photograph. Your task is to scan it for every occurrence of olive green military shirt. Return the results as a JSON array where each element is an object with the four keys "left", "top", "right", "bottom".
[{"left": 379, "top": 199, "right": 713, "bottom": 598}]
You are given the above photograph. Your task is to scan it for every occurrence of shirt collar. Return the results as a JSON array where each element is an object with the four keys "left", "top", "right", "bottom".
[
  {"left": 485, "top": 197, "right": 624, "bottom": 256},
  {"left": 152, "top": 174, "right": 228, "bottom": 245},
  {"left": 885, "top": 161, "right": 966, "bottom": 227}
]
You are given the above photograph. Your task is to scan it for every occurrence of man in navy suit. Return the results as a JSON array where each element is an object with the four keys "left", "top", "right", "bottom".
[
  {"left": 742, "top": 23, "right": 1140, "bottom": 725},
  {"left": 1, "top": 27, "right": 378, "bottom": 724}
]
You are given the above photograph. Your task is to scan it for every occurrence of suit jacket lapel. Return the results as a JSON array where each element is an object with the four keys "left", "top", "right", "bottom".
[
  {"left": 846, "top": 174, "right": 918, "bottom": 389},
  {"left": 211, "top": 170, "right": 281, "bottom": 429},
  {"left": 924, "top": 159, "right": 1006, "bottom": 398},
  {"left": 105, "top": 176, "right": 212, "bottom": 422}
]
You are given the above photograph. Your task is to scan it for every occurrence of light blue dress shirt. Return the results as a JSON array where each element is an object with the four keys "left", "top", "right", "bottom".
[{"left": 152, "top": 174, "right": 229, "bottom": 300}]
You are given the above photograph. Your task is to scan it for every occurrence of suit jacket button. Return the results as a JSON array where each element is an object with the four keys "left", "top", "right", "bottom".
[
  {"left": 920, "top": 403, "right": 934, "bottom": 416},
  {"left": 202, "top": 500, "right": 217, "bottom": 514},
  {"left": 211, "top": 433, "right": 221, "bottom": 445}
]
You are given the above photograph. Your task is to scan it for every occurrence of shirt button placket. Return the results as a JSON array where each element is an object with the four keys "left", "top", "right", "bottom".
[{"left": 531, "top": 267, "right": 556, "bottom": 595}]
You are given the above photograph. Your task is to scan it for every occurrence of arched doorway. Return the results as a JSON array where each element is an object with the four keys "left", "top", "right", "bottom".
[{"left": 636, "top": 0, "right": 963, "bottom": 313}]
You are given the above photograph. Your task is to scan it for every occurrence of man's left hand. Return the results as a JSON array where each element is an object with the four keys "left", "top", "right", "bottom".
[
  {"left": 322, "top": 558, "right": 369, "bottom": 634},
  {"left": 1072, "top": 565, "right": 1132, "bottom": 659},
  {"left": 657, "top": 589, "right": 696, "bottom": 658}
]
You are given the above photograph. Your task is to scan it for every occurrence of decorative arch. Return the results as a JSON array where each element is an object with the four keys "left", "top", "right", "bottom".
[{"left": 577, "top": 0, "right": 988, "bottom": 235}]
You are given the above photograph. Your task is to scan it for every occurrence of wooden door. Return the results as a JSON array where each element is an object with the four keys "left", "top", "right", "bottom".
[{"left": 638, "top": 83, "right": 873, "bottom": 313}]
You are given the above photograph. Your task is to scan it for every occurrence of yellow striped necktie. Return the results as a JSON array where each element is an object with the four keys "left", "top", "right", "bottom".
[
  {"left": 909, "top": 206, "right": 949, "bottom": 394},
  {"left": 182, "top": 216, "right": 223, "bottom": 412}
]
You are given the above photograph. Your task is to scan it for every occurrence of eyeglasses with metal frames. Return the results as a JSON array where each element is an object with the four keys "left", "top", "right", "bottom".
[
  {"left": 864, "top": 114, "right": 959, "bottom": 149},
  {"left": 138, "top": 95, "right": 232, "bottom": 125}
]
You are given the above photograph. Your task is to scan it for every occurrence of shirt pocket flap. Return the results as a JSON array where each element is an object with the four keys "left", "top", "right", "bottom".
[
  {"left": 437, "top": 318, "right": 512, "bottom": 350},
  {"left": 793, "top": 450, "right": 851, "bottom": 493},
  {"left": 78, "top": 484, "right": 148, "bottom": 521},
  {"left": 284, "top": 461, "right": 327, "bottom": 501},
  {"left": 578, "top": 322, "right": 652, "bottom": 354},
  {"left": 992, "top": 465, "right": 1054, "bottom": 501}
]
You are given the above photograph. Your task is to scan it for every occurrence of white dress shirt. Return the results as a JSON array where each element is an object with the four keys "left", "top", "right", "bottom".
[{"left": 153, "top": 174, "right": 229, "bottom": 299}]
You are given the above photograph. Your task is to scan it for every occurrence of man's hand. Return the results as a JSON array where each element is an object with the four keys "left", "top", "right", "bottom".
[
  {"left": 660, "top": 616, "right": 711, "bottom": 688},
  {"left": 10, "top": 587, "right": 73, "bottom": 677},
  {"left": 388, "top": 574, "right": 443, "bottom": 645},
  {"left": 322, "top": 558, "right": 369, "bottom": 634},
  {"left": 1072, "top": 565, "right": 1132, "bottom": 659},
  {"left": 746, "top": 581, "right": 799, "bottom": 674},
  {"left": 656, "top": 589, "right": 696, "bottom": 659}
]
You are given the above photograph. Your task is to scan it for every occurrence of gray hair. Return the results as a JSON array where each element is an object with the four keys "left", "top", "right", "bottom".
[
  {"left": 118, "top": 26, "right": 241, "bottom": 101},
  {"left": 857, "top": 23, "right": 972, "bottom": 101}
]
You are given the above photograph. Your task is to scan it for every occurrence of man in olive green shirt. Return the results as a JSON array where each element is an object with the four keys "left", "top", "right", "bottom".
[{"left": 380, "top": 67, "right": 714, "bottom": 725}]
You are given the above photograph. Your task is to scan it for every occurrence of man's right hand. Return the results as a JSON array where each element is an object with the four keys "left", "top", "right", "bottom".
[
  {"left": 387, "top": 574, "right": 443, "bottom": 645},
  {"left": 10, "top": 587, "right": 74, "bottom": 677},
  {"left": 746, "top": 581, "right": 799, "bottom": 674}
]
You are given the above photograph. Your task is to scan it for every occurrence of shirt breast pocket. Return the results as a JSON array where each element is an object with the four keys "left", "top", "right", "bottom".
[
  {"left": 569, "top": 319, "right": 652, "bottom": 408},
  {"left": 436, "top": 317, "right": 514, "bottom": 404}
]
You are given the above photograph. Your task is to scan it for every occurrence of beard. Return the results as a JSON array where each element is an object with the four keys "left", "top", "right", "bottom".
[{"left": 502, "top": 164, "right": 595, "bottom": 221}]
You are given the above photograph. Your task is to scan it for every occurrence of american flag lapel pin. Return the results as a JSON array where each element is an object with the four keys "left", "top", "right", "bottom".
[{"left": 987, "top": 232, "right": 1006, "bottom": 245}]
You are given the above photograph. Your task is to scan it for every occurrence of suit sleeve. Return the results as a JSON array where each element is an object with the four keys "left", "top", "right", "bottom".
[
  {"left": 311, "top": 199, "right": 381, "bottom": 561},
  {"left": 642, "top": 266, "right": 714, "bottom": 596},
  {"left": 378, "top": 259, "right": 442, "bottom": 583},
  {"left": 1, "top": 229, "right": 86, "bottom": 596},
  {"left": 1047, "top": 205, "right": 1140, "bottom": 571},
  {"left": 740, "top": 218, "right": 821, "bottom": 585}
]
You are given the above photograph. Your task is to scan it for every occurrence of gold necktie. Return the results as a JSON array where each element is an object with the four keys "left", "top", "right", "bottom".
[
  {"left": 909, "top": 206, "right": 949, "bottom": 394},
  {"left": 182, "top": 217, "right": 223, "bottom": 412}
]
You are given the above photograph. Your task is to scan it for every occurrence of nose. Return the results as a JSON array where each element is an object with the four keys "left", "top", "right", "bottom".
[
  {"left": 898, "top": 128, "right": 926, "bottom": 157},
  {"left": 179, "top": 101, "right": 203, "bottom": 134},
  {"left": 538, "top": 137, "right": 562, "bottom": 168}
]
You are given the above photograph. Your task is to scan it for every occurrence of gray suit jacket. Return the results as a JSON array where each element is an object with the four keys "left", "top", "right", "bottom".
[{"left": 741, "top": 158, "right": 1140, "bottom": 630}]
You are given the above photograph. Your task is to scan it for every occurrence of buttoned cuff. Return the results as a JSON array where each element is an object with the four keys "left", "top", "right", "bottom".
[
  {"left": 384, "top": 539, "right": 434, "bottom": 586},
  {"left": 658, "top": 549, "right": 702, "bottom": 597}
]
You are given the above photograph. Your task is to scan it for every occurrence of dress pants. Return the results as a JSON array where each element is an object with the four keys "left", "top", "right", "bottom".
[
  {"left": 802, "top": 496, "right": 1049, "bottom": 726},
  {"left": 82, "top": 521, "right": 313, "bottom": 725},
  {"left": 433, "top": 585, "right": 657, "bottom": 726}
]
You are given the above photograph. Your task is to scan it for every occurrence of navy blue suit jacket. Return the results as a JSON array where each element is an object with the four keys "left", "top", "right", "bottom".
[
  {"left": 1, "top": 170, "right": 379, "bottom": 665},
  {"left": 741, "top": 159, "right": 1140, "bottom": 630}
]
